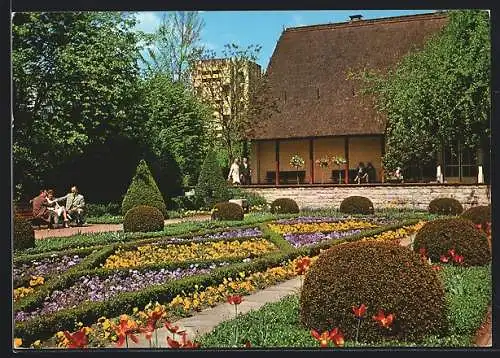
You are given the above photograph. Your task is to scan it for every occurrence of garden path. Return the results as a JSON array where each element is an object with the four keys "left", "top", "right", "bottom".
[
  {"left": 34, "top": 215, "right": 212, "bottom": 240},
  {"left": 107, "top": 277, "right": 303, "bottom": 348}
]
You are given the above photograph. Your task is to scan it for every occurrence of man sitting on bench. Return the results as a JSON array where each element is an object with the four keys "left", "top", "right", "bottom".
[
  {"left": 57, "top": 186, "right": 86, "bottom": 226},
  {"left": 32, "top": 189, "right": 57, "bottom": 228}
]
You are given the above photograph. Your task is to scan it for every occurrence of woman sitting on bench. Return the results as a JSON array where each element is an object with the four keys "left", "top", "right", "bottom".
[{"left": 46, "top": 189, "right": 70, "bottom": 228}]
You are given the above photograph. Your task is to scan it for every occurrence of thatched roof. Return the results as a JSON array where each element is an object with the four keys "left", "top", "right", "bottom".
[{"left": 248, "top": 12, "right": 448, "bottom": 140}]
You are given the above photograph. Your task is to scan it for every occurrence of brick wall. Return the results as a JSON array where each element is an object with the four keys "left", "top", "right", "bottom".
[{"left": 241, "top": 184, "right": 490, "bottom": 210}]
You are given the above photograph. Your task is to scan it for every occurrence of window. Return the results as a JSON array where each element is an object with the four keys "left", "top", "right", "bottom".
[{"left": 444, "top": 140, "right": 477, "bottom": 179}]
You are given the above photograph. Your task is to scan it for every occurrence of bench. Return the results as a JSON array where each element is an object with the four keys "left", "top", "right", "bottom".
[
  {"left": 266, "top": 171, "right": 306, "bottom": 184},
  {"left": 331, "top": 169, "right": 360, "bottom": 184}
]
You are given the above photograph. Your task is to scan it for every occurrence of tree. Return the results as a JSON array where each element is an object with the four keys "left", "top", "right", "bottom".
[
  {"left": 121, "top": 159, "right": 167, "bottom": 217},
  {"left": 12, "top": 12, "right": 146, "bottom": 200},
  {"left": 195, "top": 43, "right": 264, "bottom": 166},
  {"left": 140, "top": 11, "right": 205, "bottom": 84},
  {"left": 349, "top": 10, "right": 490, "bottom": 175},
  {"left": 195, "top": 149, "right": 231, "bottom": 209},
  {"left": 140, "top": 72, "right": 210, "bottom": 187}
]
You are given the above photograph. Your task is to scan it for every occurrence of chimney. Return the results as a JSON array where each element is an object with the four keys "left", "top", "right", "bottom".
[{"left": 349, "top": 14, "right": 363, "bottom": 22}]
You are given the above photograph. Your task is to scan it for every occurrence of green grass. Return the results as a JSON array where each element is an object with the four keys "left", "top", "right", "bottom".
[
  {"left": 86, "top": 215, "right": 123, "bottom": 224},
  {"left": 199, "top": 264, "right": 491, "bottom": 348}
]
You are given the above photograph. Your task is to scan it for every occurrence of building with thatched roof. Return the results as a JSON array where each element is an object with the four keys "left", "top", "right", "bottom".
[{"left": 247, "top": 12, "right": 482, "bottom": 185}]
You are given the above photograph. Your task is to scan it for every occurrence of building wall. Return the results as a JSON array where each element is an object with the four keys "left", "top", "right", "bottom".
[
  {"left": 257, "top": 140, "right": 276, "bottom": 183},
  {"left": 348, "top": 136, "right": 383, "bottom": 181},
  {"left": 313, "top": 137, "right": 345, "bottom": 183},
  {"left": 242, "top": 184, "right": 490, "bottom": 211}
]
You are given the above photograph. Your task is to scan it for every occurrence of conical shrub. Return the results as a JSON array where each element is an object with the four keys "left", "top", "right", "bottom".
[
  {"left": 121, "top": 159, "right": 167, "bottom": 217},
  {"left": 195, "top": 150, "right": 231, "bottom": 209}
]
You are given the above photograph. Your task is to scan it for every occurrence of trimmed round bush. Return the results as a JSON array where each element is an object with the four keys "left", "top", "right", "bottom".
[
  {"left": 211, "top": 202, "right": 244, "bottom": 221},
  {"left": 123, "top": 205, "right": 165, "bottom": 233},
  {"left": 270, "top": 198, "right": 299, "bottom": 214},
  {"left": 460, "top": 205, "right": 491, "bottom": 227},
  {"left": 13, "top": 215, "right": 35, "bottom": 250},
  {"left": 122, "top": 159, "right": 167, "bottom": 217},
  {"left": 300, "top": 240, "right": 447, "bottom": 342},
  {"left": 428, "top": 197, "right": 463, "bottom": 215},
  {"left": 413, "top": 218, "right": 490, "bottom": 267},
  {"left": 339, "top": 196, "right": 374, "bottom": 214}
]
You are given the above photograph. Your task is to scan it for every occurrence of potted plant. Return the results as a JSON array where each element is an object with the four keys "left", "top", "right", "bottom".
[
  {"left": 290, "top": 154, "right": 305, "bottom": 185},
  {"left": 332, "top": 155, "right": 347, "bottom": 184},
  {"left": 315, "top": 156, "right": 330, "bottom": 184}
]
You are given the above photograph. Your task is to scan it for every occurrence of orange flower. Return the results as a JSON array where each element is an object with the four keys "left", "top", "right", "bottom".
[
  {"left": 63, "top": 328, "right": 89, "bottom": 349},
  {"left": 432, "top": 265, "right": 442, "bottom": 271},
  {"left": 164, "top": 321, "right": 186, "bottom": 335},
  {"left": 112, "top": 315, "right": 140, "bottom": 346},
  {"left": 295, "top": 257, "right": 312, "bottom": 275},
  {"left": 329, "top": 327, "right": 344, "bottom": 347},
  {"left": 372, "top": 309, "right": 395, "bottom": 329},
  {"left": 352, "top": 304, "right": 367, "bottom": 319},
  {"left": 167, "top": 332, "right": 200, "bottom": 349},
  {"left": 311, "top": 329, "right": 330, "bottom": 348},
  {"left": 227, "top": 294, "right": 244, "bottom": 305}
]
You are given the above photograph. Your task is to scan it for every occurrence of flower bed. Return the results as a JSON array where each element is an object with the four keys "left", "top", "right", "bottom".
[
  {"left": 14, "top": 255, "right": 84, "bottom": 286},
  {"left": 284, "top": 229, "right": 363, "bottom": 247},
  {"left": 15, "top": 263, "right": 233, "bottom": 322},
  {"left": 103, "top": 239, "right": 277, "bottom": 269},
  {"left": 150, "top": 227, "right": 263, "bottom": 245},
  {"left": 268, "top": 220, "right": 378, "bottom": 235}
]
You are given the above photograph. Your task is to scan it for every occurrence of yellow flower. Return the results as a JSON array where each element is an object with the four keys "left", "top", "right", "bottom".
[
  {"left": 32, "top": 340, "right": 41, "bottom": 348},
  {"left": 14, "top": 338, "right": 22, "bottom": 348}
]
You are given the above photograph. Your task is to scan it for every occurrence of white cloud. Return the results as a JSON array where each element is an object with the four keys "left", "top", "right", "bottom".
[{"left": 134, "top": 11, "right": 163, "bottom": 33}]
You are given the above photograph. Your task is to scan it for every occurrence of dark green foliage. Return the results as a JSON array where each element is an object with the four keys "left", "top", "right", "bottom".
[
  {"left": 123, "top": 205, "right": 165, "bottom": 233},
  {"left": 211, "top": 202, "right": 244, "bottom": 221},
  {"left": 300, "top": 241, "right": 447, "bottom": 342},
  {"left": 121, "top": 159, "right": 167, "bottom": 217},
  {"left": 339, "top": 196, "right": 374, "bottom": 214},
  {"left": 460, "top": 205, "right": 491, "bottom": 227},
  {"left": 413, "top": 218, "right": 490, "bottom": 267},
  {"left": 195, "top": 150, "right": 231, "bottom": 209},
  {"left": 85, "top": 202, "right": 121, "bottom": 217},
  {"left": 13, "top": 215, "right": 35, "bottom": 251},
  {"left": 170, "top": 195, "right": 200, "bottom": 211},
  {"left": 229, "top": 187, "right": 268, "bottom": 208},
  {"left": 428, "top": 197, "right": 463, "bottom": 215},
  {"left": 270, "top": 198, "right": 299, "bottom": 214}
]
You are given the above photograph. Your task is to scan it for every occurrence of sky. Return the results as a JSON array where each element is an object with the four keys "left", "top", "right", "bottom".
[{"left": 133, "top": 10, "right": 439, "bottom": 71}]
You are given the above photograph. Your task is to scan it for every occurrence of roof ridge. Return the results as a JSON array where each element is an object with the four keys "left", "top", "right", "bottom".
[{"left": 284, "top": 12, "right": 448, "bottom": 33}]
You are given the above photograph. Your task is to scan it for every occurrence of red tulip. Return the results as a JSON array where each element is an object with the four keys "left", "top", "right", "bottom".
[
  {"left": 295, "top": 257, "right": 312, "bottom": 275},
  {"left": 448, "top": 248, "right": 456, "bottom": 258},
  {"left": 352, "top": 304, "right": 367, "bottom": 318},
  {"left": 63, "top": 329, "right": 88, "bottom": 349},
  {"left": 453, "top": 254, "right": 464, "bottom": 264},
  {"left": 167, "top": 332, "right": 199, "bottom": 349},
  {"left": 164, "top": 321, "right": 186, "bottom": 335},
  {"left": 113, "top": 316, "right": 140, "bottom": 346},
  {"left": 329, "top": 327, "right": 345, "bottom": 347},
  {"left": 227, "top": 294, "right": 243, "bottom": 305},
  {"left": 311, "top": 329, "right": 330, "bottom": 348},
  {"left": 373, "top": 309, "right": 395, "bottom": 329},
  {"left": 431, "top": 265, "right": 442, "bottom": 271},
  {"left": 440, "top": 255, "right": 449, "bottom": 263}
]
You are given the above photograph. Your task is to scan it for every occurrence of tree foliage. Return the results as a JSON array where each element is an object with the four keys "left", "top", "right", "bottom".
[
  {"left": 196, "top": 44, "right": 264, "bottom": 165},
  {"left": 195, "top": 149, "right": 231, "bottom": 209},
  {"left": 121, "top": 159, "right": 167, "bottom": 217},
  {"left": 12, "top": 12, "right": 146, "bottom": 199},
  {"left": 349, "top": 10, "right": 490, "bottom": 173}
]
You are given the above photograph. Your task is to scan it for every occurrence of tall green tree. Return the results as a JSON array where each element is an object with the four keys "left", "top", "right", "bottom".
[
  {"left": 12, "top": 12, "right": 146, "bottom": 199},
  {"left": 140, "top": 72, "right": 210, "bottom": 186},
  {"left": 140, "top": 11, "right": 205, "bottom": 84},
  {"left": 349, "top": 10, "right": 490, "bottom": 173}
]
